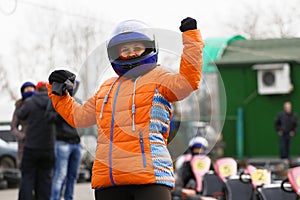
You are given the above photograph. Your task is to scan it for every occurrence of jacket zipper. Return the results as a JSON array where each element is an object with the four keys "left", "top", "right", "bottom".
[
  {"left": 109, "top": 81, "right": 123, "bottom": 185},
  {"left": 139, "top": 132, "right": 147, "bottom": 168}
]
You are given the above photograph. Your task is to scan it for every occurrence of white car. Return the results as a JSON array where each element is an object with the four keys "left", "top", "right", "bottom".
[
  {"left": 0, "top": 124, "right": 21, "bottom": 188},
  {"left": 0, "top": 124, "right": 18, "bottom": 169},
  {"left": 0, "top": 138, "right": 18, "bottom": 168}
]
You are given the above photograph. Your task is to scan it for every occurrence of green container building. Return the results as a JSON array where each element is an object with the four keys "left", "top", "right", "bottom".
[{"left": 213, "top": 38, "right": 300, "bottom": 159}]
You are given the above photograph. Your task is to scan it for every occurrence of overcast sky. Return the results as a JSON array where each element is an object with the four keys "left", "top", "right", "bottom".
[
  {"left": 1, "top": 0, "right": 298, "bottom": 55},
  {"left": 0, "top": 0, "right": 299, "bottom": 121}
]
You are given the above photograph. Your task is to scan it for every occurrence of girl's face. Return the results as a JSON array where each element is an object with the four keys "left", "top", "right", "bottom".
[
  {"left": 23, "top": 86, "right": 35, "bottom": 92},
  {"left": 192, "top": 147, "right": 204, "bottom": 154},
  {"left": 119, "top": 42, "right": 146, "bottom": 60}
]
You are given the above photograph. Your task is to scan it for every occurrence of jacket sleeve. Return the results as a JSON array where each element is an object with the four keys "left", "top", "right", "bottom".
[
  {"left": 293, "top": 114, "right": 298, "bottom": 133},
  {"left": 45, "top": 100, "right": 59, "bottom": 123},
  {"left": 160, "top": 29, "right": 204, "bottom": 102},
  {"left": 10, "top": 109, "right": 25, "bottom": 140},
  {"left": 274, "top": 113, "right": 282, "bottom": 132},
  {"left": 47, "top": 84, "right": 96, "bottom": 128},
  {"left": 16, "top": 100, "right": 29, "bottom": 121}
]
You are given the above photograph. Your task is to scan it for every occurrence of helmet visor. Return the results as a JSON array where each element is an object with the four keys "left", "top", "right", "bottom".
[{"left": 107, "top": 20, "right": 156, "bottom": 62}]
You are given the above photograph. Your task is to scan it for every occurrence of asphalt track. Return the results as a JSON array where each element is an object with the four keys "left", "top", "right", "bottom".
[{"left": 0, "top": 182, "right": 95, "bottom": 200}]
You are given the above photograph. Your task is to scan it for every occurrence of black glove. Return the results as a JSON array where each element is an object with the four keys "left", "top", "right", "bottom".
[
  {"left": 48, "top": 70, "right": 76, "bottom": 84},
  {"left": 179, "top": 17, "right": 197, "bottom": 32},
  {"left": 48, "top": 70, "right": 76, "bottom": 96}
]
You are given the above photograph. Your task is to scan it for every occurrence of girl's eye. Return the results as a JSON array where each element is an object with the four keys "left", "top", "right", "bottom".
[
  {"left": 134, "top": 47, "right": 142, "bottom": 51},
  {"left": 121, "top": 48, "right": 129, "bottom": 53}
]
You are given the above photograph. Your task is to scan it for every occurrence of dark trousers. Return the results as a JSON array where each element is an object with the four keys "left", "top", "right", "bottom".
[
  {"left": 18, "top": 147, "right": 55, "bottom": 200},
  {"left": 279, "top": 134, "right": 292, "bottom": 159},
  {"left": 95, "top": 184, "right": 171, "bottom": 200}
]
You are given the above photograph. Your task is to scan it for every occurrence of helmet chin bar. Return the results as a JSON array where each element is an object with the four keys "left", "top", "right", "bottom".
[
  {"left": 107, "top": 20, "right": 158, "bottom": 77},
  {"left": 121, "top": 62, "right": 141, "bottom": 70}
]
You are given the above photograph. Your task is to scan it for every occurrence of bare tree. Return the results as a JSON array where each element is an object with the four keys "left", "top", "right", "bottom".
[
  {"left": 268, "top": 8, "right": 298, "bottom": 38},
  {"left": 224, "top": 1, "right": 300, "bottom": 39},
  {"left": 0, "top": 56, "right": 18, "bottom": 100},
  {"left": 53, "top": 21, "right": 107, "bottom": 99},
  {"left": 0, "top": 57, "right": 7, "bottom": 91},
  {"left": 226, "top": 6, "right": 261, "bottom": 39},
  {"left": 4, "top": 10, "right": 105, "bottom": 101}
]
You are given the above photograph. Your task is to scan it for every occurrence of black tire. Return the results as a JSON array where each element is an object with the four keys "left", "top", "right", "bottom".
[
  {"left": 281, "top": 178, "right": 294, "bottom": 193},
  {"left": 0, "top": 156, "right": 16, "bottom": 168},
  {"left": 3, "top": 169, "right": 21, "bottom": 188},
  {"left": 0, "top": 179, "right": 8, "bottom": 190}
]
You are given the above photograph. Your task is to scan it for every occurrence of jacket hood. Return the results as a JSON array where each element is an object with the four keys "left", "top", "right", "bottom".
[{"left": 32, "top": 92, "right": 49, "bottom": 109}]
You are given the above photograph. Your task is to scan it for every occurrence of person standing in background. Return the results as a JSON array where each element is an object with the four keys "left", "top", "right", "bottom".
[
  {"left": 49, "top": 81, "right": 82, "bottom": 200},
  {"left": 10, "top": 81, "right": 36, "bottom": 168},
  {"left": 173, "top": 137, "right": 215, "bottom": 200},
  {"left": 16, "top": 81, "right": 55, "bottom": 200},
  {"left": 274, "top": 101, "right": 298, "bottom": 160}
]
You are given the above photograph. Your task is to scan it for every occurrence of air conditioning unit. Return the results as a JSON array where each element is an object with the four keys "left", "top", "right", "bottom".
[{"left": 252, "top": 63, "right": 292, "bottom": 95}]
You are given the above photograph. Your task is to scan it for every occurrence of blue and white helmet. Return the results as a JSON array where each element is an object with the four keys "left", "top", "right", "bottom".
[
  {"left": 189, "top": 136, "right": 208, "bottom": 149},
  {"left": 107, "top": 20, "right": 158, "bottom": 77}
]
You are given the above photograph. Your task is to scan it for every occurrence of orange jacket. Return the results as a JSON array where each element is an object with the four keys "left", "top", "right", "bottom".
[{"left": 48, "top": 29, "right": 204, "bottom": 189}]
